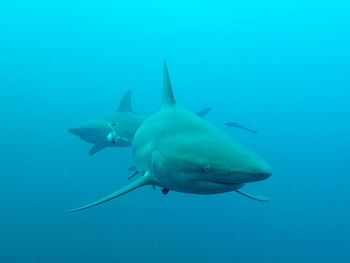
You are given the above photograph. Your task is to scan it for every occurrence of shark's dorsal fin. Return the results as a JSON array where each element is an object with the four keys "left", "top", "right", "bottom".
[
  {"left": 117, "top": 90, "right": 134, "bottom": 113},
  {"left": 161, "top": 60, "right": 176, "bottom": 108}
]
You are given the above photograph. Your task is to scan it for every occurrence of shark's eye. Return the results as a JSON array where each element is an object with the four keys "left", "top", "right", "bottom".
[{"left": 200, "top": 163, "right": 211, "bottom": 173}]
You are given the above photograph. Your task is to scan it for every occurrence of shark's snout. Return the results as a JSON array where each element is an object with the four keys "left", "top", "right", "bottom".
[
  {"left": 68, "top": 122, "right": 110, "bottom": 136},
  {"left": 68, "top": 127, "right": 82, "bottom": 136},
  {"left": 68, "top": 122, "right": 113, "bottom": 145},
  {"left": 243, "top": 171, "right": 272, "bottom": 182},
  {"left": 68, "top": 126, "right": 95, "bottom": 137},
  {"left": 252, "top": 160, "right": 272, "bottom": 178},
  {"left": 208, "top": 151, "right": 272, "bottom": 185},
  {"left": 212, "top": 169, "right": 271, "bottom": 185},
  {"left": 231, "top": 160, "right": 272, "bottom": 183},
  {"left": 243, "top": 154, "right": 273, "bottom": 182}
]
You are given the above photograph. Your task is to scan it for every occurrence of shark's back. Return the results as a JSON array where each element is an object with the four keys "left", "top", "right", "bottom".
[{"left": 133, "top": 105, "right": 224, "bottom": 145}]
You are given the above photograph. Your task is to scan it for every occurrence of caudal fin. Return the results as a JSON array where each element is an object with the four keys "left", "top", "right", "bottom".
[{"left": 67, "top": 172, "right": 153, "bottom": 213}]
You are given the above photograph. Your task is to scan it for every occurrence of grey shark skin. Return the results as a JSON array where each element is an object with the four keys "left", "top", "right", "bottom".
[
  {"left": 67, "top": 61, "right": 272, "bottom": 213},
  {"left": 69, "top": 92, "right": 212, "bottom": 155}
]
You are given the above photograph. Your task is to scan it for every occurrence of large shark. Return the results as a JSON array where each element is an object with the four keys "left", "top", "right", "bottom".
[
  {"left": 68, "top": 91, "right": 212, "bottom": 155},
  {"left": 67, "top": 61, "right": 272, "bottom": 213}
]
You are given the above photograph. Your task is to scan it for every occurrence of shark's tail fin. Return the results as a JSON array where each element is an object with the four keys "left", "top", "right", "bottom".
[
  {"left": 117, "top": 90, "right": 134, "bottom": 113},
  {"left": 66, "top": 171, "right": 152, "bottom": 213}
]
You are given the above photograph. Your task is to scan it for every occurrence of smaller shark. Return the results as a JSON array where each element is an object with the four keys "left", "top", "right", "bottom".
[
  {"left": 69, "top": 92, "right": 256, "bottom": 156},
  {"left": 68, "top": 91, "right": 223, "bottom": 155},
  {"left": 68, "top": 91, "right": 145, "bottom": 155}
]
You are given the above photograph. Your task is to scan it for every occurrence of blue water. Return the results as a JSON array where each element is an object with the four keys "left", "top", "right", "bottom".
[{"left": 1, "top": 0, "right": 349, "bottom": 262}]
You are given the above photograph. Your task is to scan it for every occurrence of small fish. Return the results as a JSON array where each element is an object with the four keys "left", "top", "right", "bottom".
[{"left": 225, "top": 122, "right": 257, "bottom": 134}]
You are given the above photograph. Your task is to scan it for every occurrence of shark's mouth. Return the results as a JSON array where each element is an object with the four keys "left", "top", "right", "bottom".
[
  {"left": 189, "top": 177, "right": 244, "bottom": 188},
  {"left": 203, "top": 171, "right": 271, "bottom": 184},
  {"left": 206, "top": 179, "right": 244, "bottom": 187}
]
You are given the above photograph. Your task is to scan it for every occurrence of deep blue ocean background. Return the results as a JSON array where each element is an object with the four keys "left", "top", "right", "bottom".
[{"left": 1, "top": 0, "right": 349, "bottom": 262}]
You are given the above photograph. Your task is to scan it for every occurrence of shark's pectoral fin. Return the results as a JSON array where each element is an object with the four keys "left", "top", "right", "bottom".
[
  {"left": 66, "top": 172, "right": 153, "bottom": 213},
  {"left": 89, "top": 144, "right": 106, "bottom": 155},
  {"left": 235, "top": 189, "right": 269, "bottom": 202}
]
